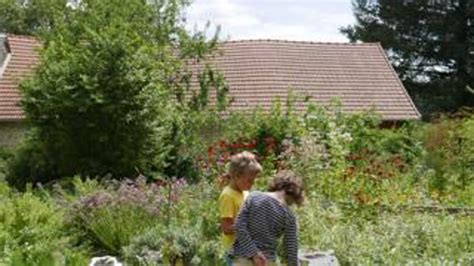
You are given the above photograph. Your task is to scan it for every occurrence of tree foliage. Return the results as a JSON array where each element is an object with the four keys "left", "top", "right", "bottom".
[
  {"left": 7, "top": 0, "right": 226, "bottom": 188},
  {"left": 341, "top": 0, "right": 474, "bottom": 117},
  {"left": 0, "top": 0, "right": 70, "bottom": 35}
]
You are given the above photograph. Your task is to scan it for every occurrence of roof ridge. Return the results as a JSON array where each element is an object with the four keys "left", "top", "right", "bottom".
[
  {"left": 6, "top": 34, "right": 38, "bottom": 41},
  {"left": 220, "top": 39, "right": 379, "bottom": 46},
  {"left": 3, "top": 35, "right": 378, "bottom": 46}
]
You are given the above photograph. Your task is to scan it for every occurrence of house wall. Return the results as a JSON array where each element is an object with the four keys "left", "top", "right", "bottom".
[{"left": 0, "top": 122, "right": 28, "bottom": 148}]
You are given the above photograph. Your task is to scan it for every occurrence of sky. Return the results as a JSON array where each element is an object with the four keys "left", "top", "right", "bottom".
[{"left": 184, "top": 0, "right": 356, "bottom": 43}]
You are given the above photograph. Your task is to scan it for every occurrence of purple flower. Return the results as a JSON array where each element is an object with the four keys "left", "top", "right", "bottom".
[{"left": 72, "top": 177, "right": 176, "bottom": 218}]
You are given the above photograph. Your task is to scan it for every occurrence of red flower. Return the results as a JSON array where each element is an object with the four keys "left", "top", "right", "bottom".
[
  {"left": 246, "top": 142, "right": 255, "bottom": 148},
  {"left": 207, "top": 146, "right": 215, "bottom": 163},
  {"left": 219, "top": 140, "right": 227, "bottom": 149}
]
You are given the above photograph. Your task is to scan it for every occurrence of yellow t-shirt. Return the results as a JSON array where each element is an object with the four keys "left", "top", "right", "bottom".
[{"left": 218, "top": 185, "right": 248, "bottom": 250}]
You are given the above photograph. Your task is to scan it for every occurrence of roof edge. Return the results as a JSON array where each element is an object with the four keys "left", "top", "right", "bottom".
[
  {"left": 0, "top": 117, "right": 25, "bottom": 123},
  {"left": 375, "top": 42, "right": 422, "bottom": 120},
  {"left": 6, "top": 34, "right": 38, "bottom": 40},
  {"left": 220, "top": 39, "right": 380, "bottom": 46}
]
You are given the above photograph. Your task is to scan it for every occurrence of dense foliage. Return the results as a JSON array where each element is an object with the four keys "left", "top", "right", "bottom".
[
  {"left": 0, "top": 0, "right": 70, "bottom": 35},
  {"left": 341, "top": 0, "right": 474, "bottom": 117},
  {"left": 3, "top": 104, "right": 473, "bottom": 264},
  {"left": 7, "top": 0, "right": 226, "bottom": 189},
  {"left": 0, "top": 183, "right": 89, "bottom": 265},
  {"left": 0, "top": 0, "right": 472, "bottom": 264}
]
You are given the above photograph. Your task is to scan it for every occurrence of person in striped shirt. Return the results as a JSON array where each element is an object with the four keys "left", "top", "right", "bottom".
[{"left": 230, "top": 171, "right": 304, "bottom": 266}]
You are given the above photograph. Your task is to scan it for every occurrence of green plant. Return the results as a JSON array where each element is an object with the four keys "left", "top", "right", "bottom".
[
  {"left": 297, "top": 197, "right": 474, "bottom": 265},
  {"left": 155, "top": 225, "right": 201, "bottom": 265},
  {"left": 123, "top": 181, "right": 223, "bottom": 265},
  {"left": 67, "top": 177, "right": 174, "bottom": 255},
  {"left": 0, "top": 189, "right": 89, "bottom": 265},
  {"left": 6, "top": 132, "right": 57, "bottom": 190},
  {"left": 122, "top": 225, "right": 165, "bottom": 266},
  {"left": 0, "top": 147, "right": 13, "bottom": 182},
  {"left": 7, "top": 248, "right": 90, "bottom": 266},
  {"left": 124, "top": 221, "right": 222, "bottom": 266},
  {"left": 83, "top": 205, "right": 158, "bottom": 255},
  {"left": 422, "top": 116, "right": 474, "bottom": 199},
  {"left": 12, "top": 0, "right": 226, "bottom": 188}
]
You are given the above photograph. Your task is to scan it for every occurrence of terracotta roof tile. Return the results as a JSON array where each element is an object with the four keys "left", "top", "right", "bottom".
[
  {"left": 188, "top": 40, "right": 421, "bottom": 120},
  {"left": 0, "top": 37, "right": 420, "bottom": 121},
  {"left": 0, "top": 35, "right": 40, "bottom": 121}
]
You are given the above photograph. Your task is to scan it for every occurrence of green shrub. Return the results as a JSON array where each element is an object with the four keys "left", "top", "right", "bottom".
[
  {"left": 6, "top": 133, "right": 58, "bottom": 190},
  {"left": 0, "top": 189, "right": 89, "bottom": 265},
  {"left": 0, "top": 148, "right": 13, "bottom": 182},
  {"left": 13, "top": 0, "right": 226, "bottom": 185},
  {"left": 171, "top": 182, "right": 223, "bottom": 263},
  {"left": 122, "top": 226, "right": 164, "bottom": 265},
  {"left": 79, "top": 204, "right": 159, "bottom": 255},
  {"left": 297, "top": 198, "right": 474, "bottom": 264},
  {"left": 8, "top": 249, "right": 90, "bottom": 266},
  {"left": 119, "top": 181, "right": 222, "bottom": 264},
  {"left": 124, "top": 224, "right": 201, "bottom": 265},
  {"left": 421, "top": 116, "right": 474, "bottom": 200}
]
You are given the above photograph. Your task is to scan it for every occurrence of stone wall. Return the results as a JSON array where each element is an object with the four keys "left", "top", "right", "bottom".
[{"left": 0, "top": 122, "right": 28, "bottom": 148}]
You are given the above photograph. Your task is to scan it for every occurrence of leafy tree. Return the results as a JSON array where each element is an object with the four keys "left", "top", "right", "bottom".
[
  {"left": 0, "top": 0, "right": 70, "bottom": 35},
  {"left": 341, "top": 0, "right": 474, "bottom": 118},
  {"left": 8, "top": 0, "right": 226, "bottom": 188}
]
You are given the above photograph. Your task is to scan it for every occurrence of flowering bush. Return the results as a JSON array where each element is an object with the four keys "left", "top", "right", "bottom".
[
  {"left": 122, "top": 181, "right": 222, "bottom": 265},
  {"left": 67, "top": 176, "right": 187, "bottom": 255}
]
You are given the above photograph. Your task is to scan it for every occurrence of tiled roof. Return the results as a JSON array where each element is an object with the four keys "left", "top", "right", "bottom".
[
  {"left": 0, "top": 37, "right": 420, "bottom": 121},
  {"left": 188, "top": 40, "right": 421, "bottom": 120},
  {"left": 0, "top": 35, "right": 40, "bottom": 121}
]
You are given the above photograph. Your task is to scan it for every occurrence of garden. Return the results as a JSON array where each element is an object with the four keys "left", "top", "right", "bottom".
[
  {"left": 0, "top": 0, "right": 473, "bottom": 265},
  {"left": 1, "top": 103, "right": 473, "bottom": 265}
]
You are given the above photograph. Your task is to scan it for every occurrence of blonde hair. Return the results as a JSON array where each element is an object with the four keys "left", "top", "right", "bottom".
[{"left": 219, "top": 151, "right": 262, "bottom": 186}]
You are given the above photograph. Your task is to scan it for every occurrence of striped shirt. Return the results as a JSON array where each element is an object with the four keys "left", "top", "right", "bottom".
[{"left": 230, "top": 191, "right": 299, "bottom": 266}]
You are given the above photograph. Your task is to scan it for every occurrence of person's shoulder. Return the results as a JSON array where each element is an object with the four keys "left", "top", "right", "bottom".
[
  {"left": 247, "top": 190, "right": 265, "bottom": 198},
  {"left": 243, "top": 191, "right": 263, "bottom": 202},
  {"left": 248, "top": 191, "right": 281, "bottom": 205},
  {"left": 219, "top": 186, "right": 233, "bottom": 199},
  {"left": 220, "top": 186, "right": 243, "bottom": 200}
]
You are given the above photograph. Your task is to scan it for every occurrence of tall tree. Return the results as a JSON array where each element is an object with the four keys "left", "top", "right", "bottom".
[
  {"left": 7, "top": 0, "right": 226, "bottom": 188},
  {"left": 341, "top": 0, "right": 474, "bottom": 118}
]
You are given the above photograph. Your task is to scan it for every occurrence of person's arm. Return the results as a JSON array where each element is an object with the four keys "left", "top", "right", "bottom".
[
  {"left": 234, "top": 196, "right": 261, "bottom": 258},
  {"left": 219, "top": 194, "right": 236, "bottom": 235},
  {"left": 220, "top": 218, "right": 234, "bottom": 235},
  {"left": 284, "top": 211, "right": 299, "bottom": 266}
]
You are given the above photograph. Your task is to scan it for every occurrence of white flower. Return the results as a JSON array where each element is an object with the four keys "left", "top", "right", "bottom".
[{"left": 341, "top": 132, "right": 353, "bottom": 142}]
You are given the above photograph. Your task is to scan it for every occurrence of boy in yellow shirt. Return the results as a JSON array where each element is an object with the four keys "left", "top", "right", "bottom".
[{"left": 219, "top": 151, "right": 262, "bottom": 266}]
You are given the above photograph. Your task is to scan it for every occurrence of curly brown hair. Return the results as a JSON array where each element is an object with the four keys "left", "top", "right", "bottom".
[{"left": 268, "top": 170, "right": 304, "bottom": 206}]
